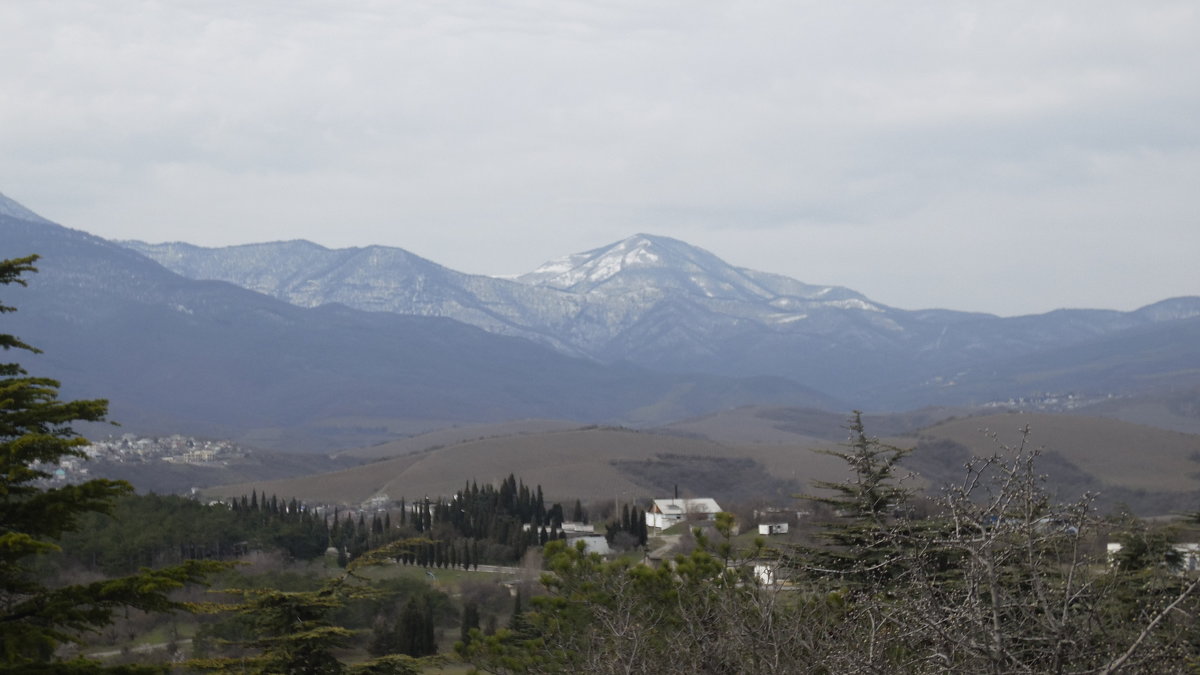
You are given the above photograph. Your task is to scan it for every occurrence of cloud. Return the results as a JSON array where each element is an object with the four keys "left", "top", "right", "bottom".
[{"left": 0, "top": 0, "right": 1196, "bottom": 315}]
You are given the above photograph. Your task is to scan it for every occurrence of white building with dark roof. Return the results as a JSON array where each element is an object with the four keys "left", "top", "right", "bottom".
[{"left": 646, "top": 497, "right": 722, "bottom": 531}]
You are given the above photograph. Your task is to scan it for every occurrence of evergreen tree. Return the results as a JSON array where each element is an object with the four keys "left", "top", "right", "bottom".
[
  {"left": 508, "top": 590, "right": 526, "bottom": 633},
  {"left": 796, "top": 410, "right": 915, "bottom": 586},
  {"left": 460, "top": 601, "right": 480, "bottom": 648},
  {"left": 194, "top": 539, "right": 431, "bottom": 674},
  {"left": 0, "top": 255, "right": 225, "bottom": 672},
  {"left": 394, "top": 596, "right": 437, "bottom": 658}
]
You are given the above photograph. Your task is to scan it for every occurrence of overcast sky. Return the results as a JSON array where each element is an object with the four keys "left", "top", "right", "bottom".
[{"left": 2, "top": 1, "right": 1197, "bottom": 316}]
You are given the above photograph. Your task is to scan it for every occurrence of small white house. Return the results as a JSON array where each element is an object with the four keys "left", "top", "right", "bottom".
[
  {"left": 1107, "top": 542, "right": 1200, "bottom": 573},
  {"left": 753, "top": 561, "right": 780, "bottom": 586},
  {"left": 571, "top": 534, "right": 612, "bottom": 555},
  {"left": 646, "top": 498, "right": 722, "bottom": 531},
  {"left": 758, "top": 523, "right": 789, "bottom": 535}
]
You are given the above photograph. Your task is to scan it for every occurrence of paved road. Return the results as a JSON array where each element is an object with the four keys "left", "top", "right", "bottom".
[{"left": 471, "top": 564, "right": 525, "bottom": 574}]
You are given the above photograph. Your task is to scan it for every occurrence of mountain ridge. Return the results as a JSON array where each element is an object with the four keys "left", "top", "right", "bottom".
[
  {"left": 122, "top": 227, "right": 1199, "bottom": 408},
  {"left": 1, "top": 199, "right": 836, "bottom": 452},
  {"left": 6, "top": 190, "right": 1198, "bottom": 415}
]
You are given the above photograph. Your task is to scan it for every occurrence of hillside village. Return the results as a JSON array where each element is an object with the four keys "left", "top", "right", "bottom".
[
  {"left": 982, "top": 390, "right": 1116, "bottom": 411},
  {"left": 39, "top": 434, "right": 248, "bottom": 486}
]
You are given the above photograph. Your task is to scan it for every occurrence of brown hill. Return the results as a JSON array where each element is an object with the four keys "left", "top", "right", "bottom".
[
  {"left": 205, "top": 426, "right": 847, "bottom": 507},
  {"left": 1076, "top": 386, "right": 1200, "bottom": 436},
  {"left": 203, "top": 412, "right": 1200, "bottom": 516},
  {"left": 660, "top": 406, "right": 969, "bottom": 444},
  {"left": 899, "top": 412, "right": 1200, "bottom": 514},
  {"left": 337, "top": 419, "right": 585, "bottom": 461},
  {"left": 908, "top": 412, "right": 1200, "bottom": 492}
]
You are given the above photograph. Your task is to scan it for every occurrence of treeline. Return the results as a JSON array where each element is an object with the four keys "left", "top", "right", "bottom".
[
  {"left": 387, "top": 474, "right": 586, "bottom": 567},
  {"left": 53, "top": 492, "right": 328, "bottom": 574},
  {"left": 52, "top": 474, "right": 595, "bottom": 575}
]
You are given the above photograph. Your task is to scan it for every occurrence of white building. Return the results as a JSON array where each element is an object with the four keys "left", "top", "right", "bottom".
[
  {"left": 646, "top": 497, "right": 722, "bottom": 531},
  {"left": 1107, "top": 542, "right": 1200, "bottom": 573},
  {"left": 571, "top": 534, "right": 612, "bottom": 555}
]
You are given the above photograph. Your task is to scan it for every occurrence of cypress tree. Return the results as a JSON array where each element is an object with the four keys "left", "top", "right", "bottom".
[
  {"left": 396, "top": 596, "right": 438, "bottom": 657},
  {"left": 508, "top": 590, "right": 526, "bottom": 633},
  {"left": 460, "top": 601, "right": 480, "bottom": 647}
]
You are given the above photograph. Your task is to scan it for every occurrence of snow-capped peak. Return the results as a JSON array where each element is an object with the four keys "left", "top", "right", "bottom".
[{"left": 518, "top": 234, "right": 738, "bottom": 292}]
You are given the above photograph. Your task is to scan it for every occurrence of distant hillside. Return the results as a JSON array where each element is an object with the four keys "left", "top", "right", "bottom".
[
  {"left": 204, "top": 426, "right": 849, "bottom": 506},
  {"left": 902, "top": 412, "right": 1200, "bottom": 514},
  {"left": 1074, "top": 385, "right": 1200, "bottom": 436},
  {"left": 337, "top": 419, "right": 586, "bottom": 461},
  {"left": 200, "top": 412, "right": 1200, "bottom": 516},
  {"left": 71, "top": 447, "right": 358, "bottom": 495},
  {"left": 660, "top": 405, "right": 973, "bottom": 444}
]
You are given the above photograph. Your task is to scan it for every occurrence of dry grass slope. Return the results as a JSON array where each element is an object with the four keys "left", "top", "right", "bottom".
[
  {"left": 909, "top": 412, "right": 1200, "bottom": 493},
  {"left": 203, "top": 411, "right": 1200, "bottom": 516},
  {"left": 206, "top": 426, "right": 848, "bottom": 506},
  {"left": 336, "top": 419, "right": 585, "bottom": 461}
]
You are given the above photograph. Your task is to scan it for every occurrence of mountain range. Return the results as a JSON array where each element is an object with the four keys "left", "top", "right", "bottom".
[
  {"left": 124, "top": 227, "right": 1200, "bottom": 409},
  {"left": 3, "top": 190, "right": 1198, "bottom": 452},
  {"left": 0, "top": 193, "right": 833, "bottom": 451}
]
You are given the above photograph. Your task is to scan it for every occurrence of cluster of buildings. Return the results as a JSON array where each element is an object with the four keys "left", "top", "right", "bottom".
[
  {"left": 37, "top": 434, "right": 247, "bottom": 486},
  {"left": 983, "top": 391, "right": 1114, "bottom": 411}
]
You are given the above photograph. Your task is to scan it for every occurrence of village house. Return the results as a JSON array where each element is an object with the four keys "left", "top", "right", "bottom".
[
  {"left": 1108, "top": 541, "right": 1200, "bottom": 573},
  {"left": 646, "top": 497, "right": 722, "bottom": 531}
]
